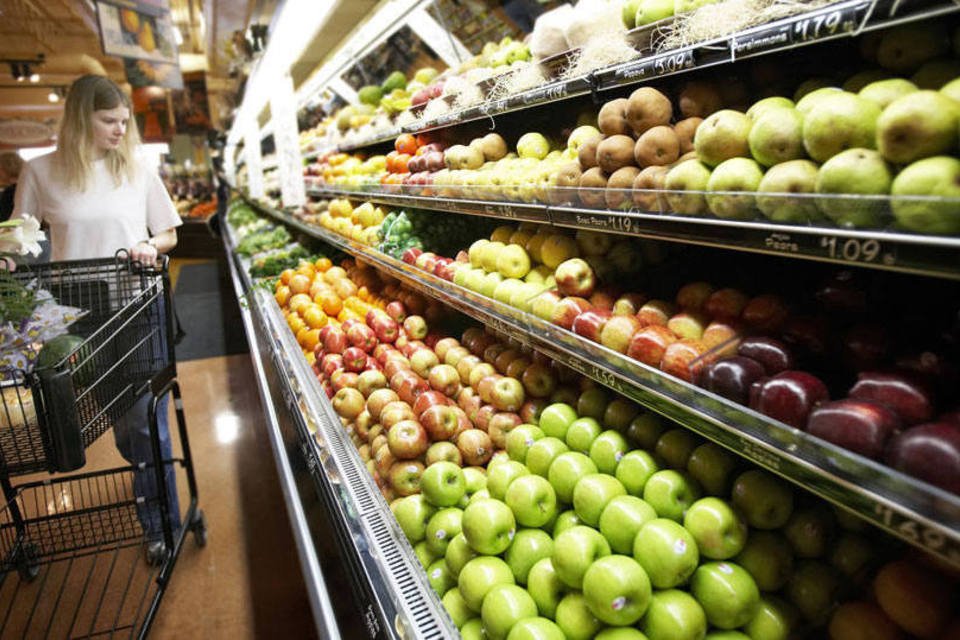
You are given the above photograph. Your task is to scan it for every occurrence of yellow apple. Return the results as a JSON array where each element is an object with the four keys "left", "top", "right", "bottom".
[
  {"left": 540, "top": 234, "right": 580, "bottom": 269},
  {"left": 496, "top": 244, "right": 532, "bottom": 279}
]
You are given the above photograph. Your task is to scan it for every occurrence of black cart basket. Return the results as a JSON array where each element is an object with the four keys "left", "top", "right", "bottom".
[{"left": 0, "top": 256, "right": 205, "bottom": 639}]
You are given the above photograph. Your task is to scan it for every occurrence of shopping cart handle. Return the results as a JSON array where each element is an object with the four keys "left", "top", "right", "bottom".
[{"left": 114, "top": 249, "right": 170, "bottom": 273}]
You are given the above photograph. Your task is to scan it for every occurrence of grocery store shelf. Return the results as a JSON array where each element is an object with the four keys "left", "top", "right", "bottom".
[
  {"left": 247, "top": 197, "right": 960, "bottom": 569},
  {"left": 222, "top": 222, "right": 457, "bottom": 640},
  {"left": 307, "top": 186, "right": 960, "bottom": 281},
  {"left": 334, "top": 0, "right": 959, "bottom": 152}
]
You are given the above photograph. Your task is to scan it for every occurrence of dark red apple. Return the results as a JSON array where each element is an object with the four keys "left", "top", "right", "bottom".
[
  {"left": 342, "top": 347, "right": 367, "bottom": 373},
  {"left": 741, "top": 294, "right": 789, "bottom": 332},
  {"left": 782, "top": 315, "right": 831, "bottom": 357},
  {"left": 815, "top": 270, "right": 868, "bottom": 314},
  {"left": 842, "top": 324, "right": 890, "bottom": 371},
  {"left": 885, "top": 422, "right": 960, "bottom": 494},
  {"left": 697, "top": 356, "right": 766, "bottom": 405},
  {"left": 737, "top": 337, "right": 795, "bottom": 375},
  {"left": 806, "top": 398, "right": 902, "bottom": 459},
  {"left": 322, "top": 326, "right": 348, "bottom": 355},
  {"left": 573, "top": 309, "right": 612, "bottom": 342},
  {"left": 401, "top": 248, "right": 423, "bottom": 265},
  {"left": 750, "top": 370, "right": 829, "bottom": 429},
  {"left": 848, "top": 371, "right": 934, "bottom": 426},
  {"left": 347, "top": 324, "right": 378, "bottom": 353}
]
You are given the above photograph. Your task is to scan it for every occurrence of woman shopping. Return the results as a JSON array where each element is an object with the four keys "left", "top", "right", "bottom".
[{"left": 13, "top": 74, "right": 183, "bottom": 564}]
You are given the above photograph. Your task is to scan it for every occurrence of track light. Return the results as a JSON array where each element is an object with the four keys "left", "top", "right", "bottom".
[
  {"left": 29, "top": 72, "right": 39, "bottom": 83},
  {"left": 47, "top": 90, "right": 59, "bottom": 103}
]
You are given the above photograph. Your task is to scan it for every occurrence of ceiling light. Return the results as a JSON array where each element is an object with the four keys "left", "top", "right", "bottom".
[
  {"left": 29, "top": 72, "right": 39, "bottom": 83},
  {"left": 48, "top": 91, "right": 59, "bottom": 103}
]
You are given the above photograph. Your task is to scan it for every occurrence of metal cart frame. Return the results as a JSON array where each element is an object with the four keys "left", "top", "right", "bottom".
[{"left": 0, "top": 256, "right": 205, "bottom": 639}]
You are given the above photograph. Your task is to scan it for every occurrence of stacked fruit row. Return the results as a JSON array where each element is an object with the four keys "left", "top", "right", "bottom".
[{"left": 269, "top": 259, "right": 960, "bottom": 639}]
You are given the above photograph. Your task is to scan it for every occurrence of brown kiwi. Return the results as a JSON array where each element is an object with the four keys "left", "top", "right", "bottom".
[
  {"left": 578, "top": 167, "right": 609, "bottom": 208},
  {"left": 550, "top": 163, "right": 582, "bottom": 204},
  {"left": 597, "top": 98, "right": 631, "bottom": 136},
  {"left": 633, "top": 126, "right": 680, "bottom": 168},
  {"left": 625, "top": 87, "right": 673, "bottom": 137},
  {"left": 678, "top": 81, "right": 724, "bottom": 118},
  {"left": 632, "top": 165, "right": 670, "bottom": 212},
  {"left": 605, "top": 166, "right": 641, "bottom": 210},
  {"left": 596, "top": 135, "right": 636, "bottom": 174},
  {"left": 578, "top": 135, "right": 603, "bottom": 170},
  {"left": 674, "top": 117, "right": 703, "bottom": 154}
]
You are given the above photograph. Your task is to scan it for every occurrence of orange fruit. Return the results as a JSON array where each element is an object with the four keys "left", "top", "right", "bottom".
[
  {"left": 302, "top": 305, "right": 328, "bottom": 329},
  {"left": 295, "top": 262, "right": 316, "bottom": 278},
  {"left": 289, "top": 273, "right": 312, "bottom": 295},
  {"left": 280, "top": 269, "right": 296, "bottom": 285},
  {"left": 299, "top": 328, "right": 321, "bottom": 352},
  {"left": 323, "top": 266, "right": 347, "bottom": 283},
  {"left": 318, "top": 292, "right": 342, "bottom": 316},
  {"left": 288, "top": 293, "right": 313, "bottom": 314},
  {"left": 274, "top": 285, "right": 291, "bottom": 307},
  {"left": 334, "top": 278, "right": 358, "bottom": 300},
  {"left": 287, "top": 314, "right": 306, "bottom": 334},
  {"left": 314, "top": 257, "right": 332, "bottom": 272}
]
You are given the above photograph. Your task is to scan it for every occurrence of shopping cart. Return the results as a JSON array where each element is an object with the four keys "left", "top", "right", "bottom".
[{"left": 0, "top": 255, "right": 206, "bottom": 639}]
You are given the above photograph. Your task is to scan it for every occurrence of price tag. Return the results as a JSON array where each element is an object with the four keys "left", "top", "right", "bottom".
[
  {"left": 792, "top": 5, "right": 860, "bottom": 42},
  {"left": 614, "top": 49, "right": 695, "bottom": 82},
  {"left": 521, "top": 83, "right": 567, "bottom": 104},
  {"left": 819, "top": 236, "right": 895, "bottom": 266},
  {"left": 572, "top": 212, "right": 637, "bottom": 234},
  {"left": 731, "top": 23, "right": 792, "bottom": 56},
  {"left": 764, "top": 232, "right": 800, "bottom": 254},
  {"left": 482, "top": 203, "right": 518, "bottom": 219},
  {"left": 874, "top": 503, "right": 960, "bottom": 564},
  {"left": 731, "top": 2, "right": 869, "bottom": 58}
]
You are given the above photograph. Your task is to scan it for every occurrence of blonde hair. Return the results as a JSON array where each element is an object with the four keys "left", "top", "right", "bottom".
[{"left": 55, "top": 75, "right": 141, "bottom": 190}]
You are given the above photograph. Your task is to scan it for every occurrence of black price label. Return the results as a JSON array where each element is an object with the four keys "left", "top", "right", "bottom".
[
  {"left": 819, "top": 236, "right": 895, "bottom": 266},
  {"left": 572, "top": 212, "right": 637, "bottom": 234},
  {"left": 614, "top": 49, "right": 695, "bottom": 81},
  {"left": 874, "top": 503, "right": 960, "bottom": 565},
  {"left": 522, "top": 83, "right": 568, "bottom": 104},
  {"left": 482, "top": 203, "right": 519, "bottom": 219}
]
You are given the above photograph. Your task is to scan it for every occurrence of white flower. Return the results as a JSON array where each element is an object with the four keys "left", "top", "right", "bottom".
[{"left": 0, "top": 216, "right": 46, "bottom": 257}]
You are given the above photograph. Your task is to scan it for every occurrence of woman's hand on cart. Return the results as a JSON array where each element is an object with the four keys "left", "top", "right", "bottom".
[{"left": 130, "top": 239, "right": 160, "bottom": 267}]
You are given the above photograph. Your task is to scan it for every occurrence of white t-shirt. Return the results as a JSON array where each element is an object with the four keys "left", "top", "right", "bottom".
[{"left": 13, "top": 152, "right": 182, "bottom": 261}]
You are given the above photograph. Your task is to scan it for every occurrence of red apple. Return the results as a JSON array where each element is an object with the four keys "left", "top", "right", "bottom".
[
  {"left": 421, "top": 404, "right": 461, "bottom": 441},
  {"left": 383, "top": 357, "right": 411, "bottom": 380},
  {"left": 387, "top": 420, "right": 429, "bottom": 459},
  {"left": 782, "top": 315, "right": 831, "bottom": 357},
  {"left": 520, "top": 398, "right": 551, "bottom": 424},
  {"left": 475, "top": 405, "right": 497, "bottom": 431},
  {"left": 403, "top": 315, "right": 428, "bottom": 340},
  {"left": 885, "top": 422, "right": 960, "bottom": 494},
  {"left": 807, "top": 398, "right": 902, "bottom": 459},
  {"left": 505, "top": 357, "right": 533, "bottom": 381},
  {"left": 573, "top": 309, "right": 612, "bottom": 342},
  {"left": 396, "top": 373, "right": 429, "bottom": 406},
  {"left": 343, "top": 346, "right": 368, "bottom": 373},
  {"left": 703, "top": 288, "right": 749, "bottom": 319},
  {"left": 385, "top": 301, "right": 407, "bottom": 323},
  {"left": 696, "top": 355, "right": 766, "bottom": 404},
  {"left": 612, "top": 293, "right": 648, "bottom": 317},
  {"left": 321, "top": 353, "right": 345, "bottom": 378},
  {"left": 637, "top": 299, "right": 674, "bottom": 326},
  {"left": 600, "top": 315, "right": 644, "bottom": 354},
  {"left": 488, "top": 412, "right": 523, "bottom": 448},
  {"left": 369, "top": 315, "right": 400, "bottom": 344},
  {"left": 374, "top": 444, "right": 396, "bottom": 478},
  {"left": 741, "top": 294, "right": 790, "bottom": 332},
  {"left": 491, "top": 377, "right": 525, "bottom": 412},
  {"left": 521, "top": 362, "right": 557, "bottom": 398},
  {"left": 381, "top": 401, "right": 416, "bottom": 430},
  {"left": 457, "top": 429, "right": 494, "bottom": 466},
  {"left": 555, "top": 258, "right": 597, "bottom": 297},
  {"left": 659, "top": 339, "right": 708, "bottom": 382},
  {"left": 701, "top": 320, "right": 743, "bottom": 351},
  {"left": 676, "top": 281, "right": 715, "bottom": 312},
  {"left": 750, "top": 370, "right": 830, "bottom": 429},
  {"left": 589, "top": 287, "right": 619, "bottom": 312},
  {"left": 347, "top": 323, "right": 378, "bottom": 353},
  {"left": 389, "top": 460, "right": 425, "bottom": 496},
  {"left": 842, "top": 324, "right": 891, "bottom": 371},
  {"left": 402, "top": 248, "right": 423, "bottom": 265},
  {"left": 366, "top": 388, "right": 400, "bottom": 421},
  {"left": 737, "top": 337, "right": 795, "bottom": 376},
  {"left": 322, "top": 326, "right": 348, "bottom": 354},
  {"left": 848, "top": 372, "right": 934, "bottom": 426},
  {"left": 494, "top": 349, "right": 525, "bottom": 375},
  {"left": 667, "top": 311, "right": 709, "bottom": 341},
  {"left": 552, "top": 297, "right": 593, "bottom": 330},
  {"left": 413, "top": 390, "right": 450, "bottom": 417},
  {"left": 428, "top": 363, "right": 462, "bottom": 397},
  {"left": 434, "top": 337, "right": 460, "bottom": 362},
  {"left": 483, "top": 343, "right": 509, "bottom": 366}
]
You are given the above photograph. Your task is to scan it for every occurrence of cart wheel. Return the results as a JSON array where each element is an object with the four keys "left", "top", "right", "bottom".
[{"left": 191, "top": 510, "right": 208, "bottom": 548}]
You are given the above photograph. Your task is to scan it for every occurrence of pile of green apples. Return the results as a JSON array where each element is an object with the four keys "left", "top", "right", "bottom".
[{"left": 393, "top": 384, "right": 894, "bottom": 640}]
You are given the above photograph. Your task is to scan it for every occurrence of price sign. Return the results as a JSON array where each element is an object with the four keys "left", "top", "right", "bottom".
[
  {"left": 819, "top": 236, "right": 895, "bottom": 266},
  {"left": 432, "top": 111, "right": 459, "bottom": 127},
  {"left": 731, "top": 1, "right": 869, "bottom": 58},
  {"left": 614, "top": 49, "right": 695, "bottom": 82},
  {"left": 564, "top": 211, "right": 637, "bottom": 234},
  {"left": 521, "top": 83, "right": 568, "bottom": 104},
  {"left": 482, "top": 203, "right": 518, "bottom": 219},
  {"left": 764, "top": 232, "right": 800, "bottom": 255},
  {"left": 874, "top": 503, "right": 960, "bottom": 565}
]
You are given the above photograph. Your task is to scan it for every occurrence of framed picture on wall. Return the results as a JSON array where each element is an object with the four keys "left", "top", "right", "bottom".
[{"left": 96, "top": 1, "right": 178, "bottom": 64}]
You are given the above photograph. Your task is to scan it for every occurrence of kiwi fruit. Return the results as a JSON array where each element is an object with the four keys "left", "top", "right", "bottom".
[
  {"left": 605, "top": 166, "right": 641, "bottom": 210},
  {"left": 674, "top": 117, "right": 703, "bottom": 154},
  {"left": 633, "top": 165, "right": 670, "bottom": 212},
  {"left": 596, "top": 135, "right": 637, "bottom": 173},
  {"left": 679, "top": 81, "right": 724, "bottom": 118},
  {"left": 598, "top": 98, "right": 631, "bottom": 136},
  {"left": 626, "top": 87, "right": 673, "bottom": 137},
  {"left": 578, "top": 135, "right": 603, "bottom": 170},
  {"left": 634, "top": 126, "right": 680, "bottom": 168},
  {"left": 578, "top": 167, "right": 609, "bottom": 208}
]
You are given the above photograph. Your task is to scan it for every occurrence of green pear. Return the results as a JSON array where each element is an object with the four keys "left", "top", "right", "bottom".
[
  {"left": 757, "top": 160, "right": 824, "bottom": 223},
  {"left": 843, "top": 69, "right": 892, "bottom": 93},
  {"left": 941, "top": 77, "right": 960, "bottom": 103},
  {"left": 694, "top": 110, "right": 752, "bottom": 168},
  {"left": 891, "top": 156, "right": 960, "bottom": 234},
  {"left": 911, "top": 58, "right": 960, "bottom": 89},
  {"left": 858, "top": 78, "right": 918, "bottom": 109},
  {"left": 794, "top": 86, "right": 842, "bottom": 115},
  {"left": 793, "top": 80, "right": 836, "bottom": 104},
  {"left": 637, "top": 0, "right": 675, "bottom": 25},
  {"left": 706, "top": 158, "right": 764, "bottom": 220},
  {"left": 877, "top": 90, "right": 959, "bottom": 164},
  {"left": 746, "top": 97, "right": 795, "bottom": 120},
  {"left": 815, "top": 148, "right": 893, "bottom": 227},
  {"left": 802, "top": 92, "right": 880, "bottom": 162},
  {"left": 664, "top": 160, "right": 712, "bottom": 215},
  {"left": 622, "top": 0, "right": 643, "bottom": 28},
  {"left": 876, "top": 23, "right": 950, "bottom": 73},
  {"left": 748, "top": 107, "right": 804, "bottom": 167}
]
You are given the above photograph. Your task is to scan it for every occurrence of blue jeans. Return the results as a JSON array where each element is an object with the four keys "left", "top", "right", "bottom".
[{"left": 114, "top": 392, "right": 181, "bottom": 541}]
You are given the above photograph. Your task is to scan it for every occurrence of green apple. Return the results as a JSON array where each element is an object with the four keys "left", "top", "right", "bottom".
[
  {"left": 577, "top": 387, "right": 610, "bottom": 421},
  {"left": 589, "top": 430, "right": 629, "bottom": 475},
  {"left": 461, "top": 617, "right": 484, "bottom": 639},
  {"left": 640, "top": 589, "right": 707, "bottom": 640},
  {"left": 891, "top": 156, "right": 960, "bottom": 234},
  {"left": 525, "top": 437, "right": 570, "bottom": 477},
  {"left": 565, "top": 417, "right": 603, "bottom": 454},
  {"left": 602, "top": 398, "right": 641, "bottom": 431},
  {"left": 596, "top": 629, "right": 649, "bottom": 640},
  {"left": 785, "top": 560, "right": 841, "bottom": 625},
  {"left": 446, "top": 532, "right": 479, "bottom": 577},
  {"left": 463, "top": 466, "right": 487, "bottom": 494},
  {"left": 552, "top": 525, "right": 611, "bottom": 589},
  {"left": 494, "top": 278, "right": 526, "bottom": 305},
  {"left": 442, "top": 587, "right": 474, "bottom": 628},
  {"left": 683, "top": 497, "right": 748, "bottom": 560},
  {"left": 426, "top": 557, "right": 457, "bottom": 594},
  {"left": 690, "top": 561, "right": 760, "bottom": 629},
  {"left": 735, "top": 530, "right": 794, "bottom": 591},
  {"left": 488, "top": 460, "right": 531, "bottom": 501},
  {"left": 479, "top": 271, "right": 505, "bottom": 298},
  {"left": 746, "top": 96, "right": 795, "bottom": 120},
  {"left": 505, "top": 617, "right": 566, "bottom": 640},
  {"left": 632, "top": 518, "right": 699, "bottom": 588},
  {"left": 694, "top": 110, "right": 752, "bottom": 168},
  {"left": 414, "top": 540, "right": 437, "bottom": 568},
  {"left": 463, "top": 267, "right": 488, "bottom": 293},
  {"left": 526, "top": 557, "right": 567, "bottom": 619},
  {"left": 643, "top": 470, "right": 702, "bottom": 521},
  {"left": 481, "top": 584, "right": 538, "bottom": 640},
  {"left": 573, "top": 473, "right": 627, "bottom": 527},
  {"left": 392, "top": 494, "right": 437, "bottom": 543},
  {"left": 506, "top": 424, "right": 545, "bottom": 462},
  {"left": 843, "top": 68, "right": 891, "bottom": 92},
  {"left": 511, "top": 282, "right": 547, "bottom": 312},
  {"left": 637, "top": 0, "right": 675, "bottom": 25},
  {"left": 468, "top": 489, "right": 491, "bottom": 505},
  {"left": 748, "top": 108, "right": 804, "bottom": 167},
  {"left": 421, "top": 461, "right": 467, "bottom": 508},
  {"left": 453, "top": 264, "right": 473, "bottom": 287},
  {"left": 655, "top": 428, "right": 701, "bottom": 470},
  {"left": 497, "top": 244, "right": 533, "bottom": 279},
  {"left": 552, "top": 510, "right": 583, "bottom": 537},
  {"left": 479, "top": 240, "right": 506, "bottom": 272},
  {"left": 505, "top": 528, "right": 554, "bottom": 584},
  {"left": 506, "top": 475, "right": 558, "bottom": 528},
  {"left": 730, "top": 469, "right": 794, "bottom": 530},
  {"left": 704, "top": 632, "right": 749, "bottom": 640},
  {"left": 625, "top": 412, "right": 665, "bottom": 451},
  {"left": 815, "top": 148, "right": 892, "bottom": 227},
  {"left": 583, "top": 555, "right": 652, "bottom": 626},
  {"left": 877, "top": 90, "right": 959, "bottom": 164},
  {"left": 942, "top": 75, "right": 960, "bottom": 101},
  {"left": 538, "top": 403, "right": 579, "bottom": 440},
  {"left": 615, "top": 449, "right": 659, "bottom": 497},
  {"left": 462, "top": 498, "right": 517, "bottom": 555},
  {"left": 426, "top": 507, "right": 464, "bottom": 556},
  {"left": 517, "top": 133, "right": 551, "bottom": 160},
  {"left": 802, "top": 92, "right": 880, "bottom": 162},
  {"left": 665, "top": 159, "right": 713, "bottom": 215},
  {"left": 686, "top": 443, "right": 738, "bottom": 497},
  {"left": 622, "top": 0, "right": 642, "bottom": 27},
  {"left": 756, "top": 159, "right": 823, "bottom": 223},
  {"left": 547, "top": 451, "right": 598, "bottom": 504},
  {"left": 782, "top": 506, "right": 835, "bottom": 558},
  {"left": 829, "top": 533, "right": 873, "bottom": 583},
  {"left": 743, "top": 595, "right": 799, "bottom": 640},
  {"left": 469, "top": 239, "right": 490, "bottom": 268},
  {"left": 598, "top": 495, "right": 657, "bottom": 554},
  {"left": 458, "top": 555, "right": 516, "bottom": 612},
  {"left": 859, "top": 78, "right": 918, "bottom": 109},
  {"left": 555, "top": 593, "right": 603, "bottom": 640}
]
